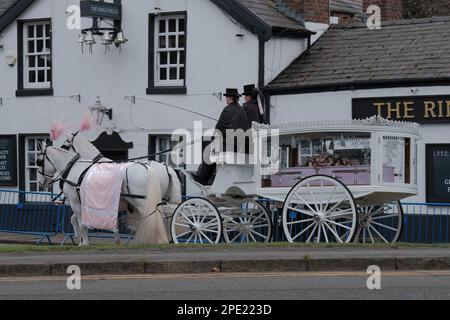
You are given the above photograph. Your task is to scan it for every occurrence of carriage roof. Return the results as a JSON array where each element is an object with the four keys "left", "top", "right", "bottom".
[{"left": 252, "top": 116, "right": 420, "bottom": 135}]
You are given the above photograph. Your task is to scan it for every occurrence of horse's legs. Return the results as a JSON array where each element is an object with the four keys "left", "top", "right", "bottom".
[
  {"left": 114, "top": 221, "right": 121, "bottom": 245},
  {"left": 79, "top": 224, "right": 90, "bottom": 246},
  {"left": 70, "top": 214, "right": 80, "bottom": 238}
]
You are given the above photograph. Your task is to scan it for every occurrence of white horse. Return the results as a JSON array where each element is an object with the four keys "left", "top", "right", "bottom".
[
  {"left": 62, "top": 133, "right": 182, "bottom": 204},
  {"left": 61, "top": 133, "right": 183, "bottom": 237},
  {"left": 37, "top": 143, "right": 169, "bottom": 245}
]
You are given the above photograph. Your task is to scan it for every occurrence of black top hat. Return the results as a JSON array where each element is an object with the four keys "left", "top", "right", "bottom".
[
  {"left": 223, "top": 88, "right": 241, "bottom": 97},
  {"left": 242, "top": 84, "right": 259, "bottom": 96}
]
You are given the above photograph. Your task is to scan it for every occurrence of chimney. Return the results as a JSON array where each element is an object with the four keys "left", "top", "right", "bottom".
[
  {"left": 363, "top": 0, "right": 403, "bottom": 21},
  {"left": 281, "top": 0, "right": 330, "bottom": 24}
]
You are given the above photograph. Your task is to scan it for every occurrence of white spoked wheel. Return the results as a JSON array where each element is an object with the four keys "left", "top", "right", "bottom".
[
  {"left": 282, "top": 175, "right": 357, "bottom": 243},
  {"left": 171, "top": 197, "right": 222, "bottom": 244},
  {"left": 222, "top": 201, "right": 273, "bottom": 243},
  {"left": 354, "top": 201, "right": 404, "bottom": 243}
]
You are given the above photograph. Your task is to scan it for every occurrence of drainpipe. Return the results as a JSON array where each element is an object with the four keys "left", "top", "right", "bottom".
[{"left": 258, "top": 36, "right": 270, "bottom": 124}]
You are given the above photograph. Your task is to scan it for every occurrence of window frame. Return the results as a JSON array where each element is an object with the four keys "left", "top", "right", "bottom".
[
  {"left": 24, "top": 136, "right": 52, "bottom": 193},
  {"left": 149, "top": 134, "right": 186, "bottom": 170},
  {"left": 18, "top": 134, "right": 51, "bottom": 194},
  {"left": 17, "top": 19, "right": 53, "bottom": 97},
  {"left": 148, "top": 133, "right": 186, "bottom": 196},
  {"left": 147, "top": 12, "right": 187, "bottom": 95}
]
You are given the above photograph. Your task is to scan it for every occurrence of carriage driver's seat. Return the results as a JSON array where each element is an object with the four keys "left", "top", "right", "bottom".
[{"left": 208, "top": 151, "right": 256, "bottom": 197}]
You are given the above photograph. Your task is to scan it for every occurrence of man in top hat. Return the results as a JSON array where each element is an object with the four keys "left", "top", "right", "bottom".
[
  {"left": 192, "top": 88, "right": 250, "bottom": 185},
  {"left": 242, "top": 84, "right": 265, "bottom": 126}
]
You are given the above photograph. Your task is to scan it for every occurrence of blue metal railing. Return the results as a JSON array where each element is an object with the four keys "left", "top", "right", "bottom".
[
  {"left": 265, "top": 200, "right": 450, "bottom": 243},
  {"left": 402, "top": 202, "right": 450, "bottom": 243},
  {"left": 0, "top": 189, "right": 64, "bottom": 244},
  {"left": 1, "top": 189, "right": 450, "bottom": 244},
  {"left": 0, "top": 189, "right": 132, "bottom": 245}
]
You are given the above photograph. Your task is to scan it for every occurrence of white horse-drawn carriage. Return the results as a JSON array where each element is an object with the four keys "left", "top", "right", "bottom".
[
  {"left": 37, "top": 116, "right": 419, "bottom": 245},
  {"left": 171, "top": 117, "right": 420, "bottom": 244}
]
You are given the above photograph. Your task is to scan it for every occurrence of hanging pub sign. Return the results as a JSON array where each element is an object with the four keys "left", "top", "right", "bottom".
[
  {"left": 0, "top": 135, "right": 17, "bottom": 187},
  {"left": 353, "top": 95, "right": 450, "bottom": 124},
  {"left": 426, "top": 144, "right": 450, "bottom": 203},
  {"left": 80, "top": 0, "right": 122, "bottom": 20}
]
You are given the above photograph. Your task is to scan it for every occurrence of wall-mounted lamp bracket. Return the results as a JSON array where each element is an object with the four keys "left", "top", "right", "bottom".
[
  {"left": 70, "top": 94, "right": 81, "bottom": 103},
  {"left": 125, "top": 95, "right": 136, "bottom": 104}
]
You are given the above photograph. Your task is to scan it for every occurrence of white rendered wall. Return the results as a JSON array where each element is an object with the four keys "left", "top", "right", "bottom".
[
  {"left": 264, "top": 36, "right": 307, "bottom": 84},
  {"left": 0, "top": 0, "right": 260, "bottom": 157}
]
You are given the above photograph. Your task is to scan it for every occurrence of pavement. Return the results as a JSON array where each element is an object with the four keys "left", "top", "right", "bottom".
[{"left": 1, "top": 246, "right": 450, "bottom": 277}]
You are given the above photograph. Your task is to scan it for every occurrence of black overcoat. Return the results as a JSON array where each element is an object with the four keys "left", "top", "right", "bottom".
[
  {"left": 215, "top": 102, "right": 250, "bottom": 152},
  {"left": 243, "top": 98, "right": 265, "bottom": 125}
]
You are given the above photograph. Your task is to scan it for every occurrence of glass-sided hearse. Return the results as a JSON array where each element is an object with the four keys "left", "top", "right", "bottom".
[{"left": 172, "top": 117, "right": 420, "bottom": 245}]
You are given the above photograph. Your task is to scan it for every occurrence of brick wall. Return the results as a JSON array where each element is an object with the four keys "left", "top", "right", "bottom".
[
  {"left": 283, "top": 0, "right": 330, "bottom": 24},
  {"left": 333, "top": 12, "right": 356, "bottom": 25},
  {"left": 403, "top": 0, "right": 450, "bottom": 19},
  {"left": 363, "top": 0, "right": 403, "bottom": 20}
]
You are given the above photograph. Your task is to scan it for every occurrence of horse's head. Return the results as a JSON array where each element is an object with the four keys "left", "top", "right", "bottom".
[
  {"left": 36, "top": 142, "right": 57, "bottom": 191},
  {"left": 60, "top": 131, "right": 101, "bottom": 160}
]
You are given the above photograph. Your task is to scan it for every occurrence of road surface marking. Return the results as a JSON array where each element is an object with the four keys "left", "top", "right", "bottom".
[{"left": 0, "top": 270, "right": 450, "bottom": 283}]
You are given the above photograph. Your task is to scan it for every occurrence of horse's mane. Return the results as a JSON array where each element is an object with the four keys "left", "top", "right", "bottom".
[{"left": 51, "top": 145, "right": 77, "bottom": 156}]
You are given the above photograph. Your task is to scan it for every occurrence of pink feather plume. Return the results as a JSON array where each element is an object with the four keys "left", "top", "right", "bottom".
[
  {"left": 80, "top": 112, "right": 94, "bottom": 132},
  {"left": 50, "top": 121, "right": 67, "bottom": 141}
]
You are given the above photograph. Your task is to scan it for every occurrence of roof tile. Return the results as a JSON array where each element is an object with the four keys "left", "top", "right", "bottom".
[
  {"left": 237, "top": 0, "right": 311, "bottom": 34},
  {"left": 0, "top": 0, "right": 16, "bottom": 16},
  {"left": 268, "top": 17, "right": 450, "bottom": 90}
]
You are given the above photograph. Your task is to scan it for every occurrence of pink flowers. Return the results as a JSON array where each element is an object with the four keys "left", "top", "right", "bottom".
[
  {"left": 49, "top": 112, "right": 94, "bottom": 141},
  {"left": 80, "top": 112, "right": 94, "bottom": 132},
  {"left": 50, "top": 121, "right": 67, "bottom": 141}
]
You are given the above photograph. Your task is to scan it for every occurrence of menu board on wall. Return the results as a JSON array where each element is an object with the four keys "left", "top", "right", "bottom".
[
  {"left": 426, "top": 144, "right": 450, "bottom": 203},
  {"left": 0, "top": 135, "right": 17, "bottom": 187}
]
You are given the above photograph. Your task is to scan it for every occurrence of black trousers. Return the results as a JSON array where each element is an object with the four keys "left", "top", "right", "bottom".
[{"left": 196, "top": 162, "right": 216, "bottom": 185}]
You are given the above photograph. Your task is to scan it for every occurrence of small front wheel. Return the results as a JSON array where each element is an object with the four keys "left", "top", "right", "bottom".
[
  {"left": 222, "top": 201, "right": 273, "bottom": 243},
  {"left": 171, "top": 197, "right": 222, "bottom": 244},
  {"left": 354, "top": 201, "right": 404, "bottom": 243}
]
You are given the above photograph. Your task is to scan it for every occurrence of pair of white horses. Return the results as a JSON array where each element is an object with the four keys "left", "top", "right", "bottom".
[{"left": 37, "top": 134, "right": 182, "bottom": 246}]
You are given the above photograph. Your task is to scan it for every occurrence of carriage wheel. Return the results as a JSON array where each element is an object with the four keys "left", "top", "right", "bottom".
[
  {"left": 171, "top": 197, "right": 222, "bottom": 244},
  {"left": 282, "top": 175, "right": 357, "bottom": 243},
  {"left": 222, "top": 201, "right": 273, "bottom": 243},
  {"left": 353, "top": 201, "right": 404, "bottom": 244}
]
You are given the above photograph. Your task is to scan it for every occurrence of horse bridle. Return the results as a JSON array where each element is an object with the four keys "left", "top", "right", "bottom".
[
  {"left": 36, "top": 144, "right": 63, "bottom": 186},
  {"left": 61, "top": 131, "right": 79, "bottom": 153}
]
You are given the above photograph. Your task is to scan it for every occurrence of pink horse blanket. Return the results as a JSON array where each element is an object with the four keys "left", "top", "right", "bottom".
[{"left": 80, "top": 163, "right": 130, "bottom": 231}]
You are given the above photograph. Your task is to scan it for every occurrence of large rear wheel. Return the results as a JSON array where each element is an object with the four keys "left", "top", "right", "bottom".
[{"left": 282, "top": 175, "right": 357, "bottom": 243}]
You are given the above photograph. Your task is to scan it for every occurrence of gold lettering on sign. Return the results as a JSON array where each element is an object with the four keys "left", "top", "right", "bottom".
[
  {"left": 403, "top": 102, "right": 415, "bottom": 119},
  {"left": 374, "top": 102, "right": 385, "bottom": 116},
  {"left": 424, "top": 101, "right": 437, "bottom": 118},
  {"left": 437, "top": 101, "right": 445, "bottom": 118},
  {"left": 387, "top": 102, "right": 401, "bottom": 119}
]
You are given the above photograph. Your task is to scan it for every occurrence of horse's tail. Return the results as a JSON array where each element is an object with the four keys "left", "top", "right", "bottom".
[
  {"left": 167, "top": 167, "right": 182, "bottom": 204},
  {"left": 134, "top": 166, "right": 169, "bottom": 244}
]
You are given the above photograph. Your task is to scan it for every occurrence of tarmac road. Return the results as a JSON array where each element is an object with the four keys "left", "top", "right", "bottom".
[{"left": 1, "top": 271, "right": 450, "bottom": 300}]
